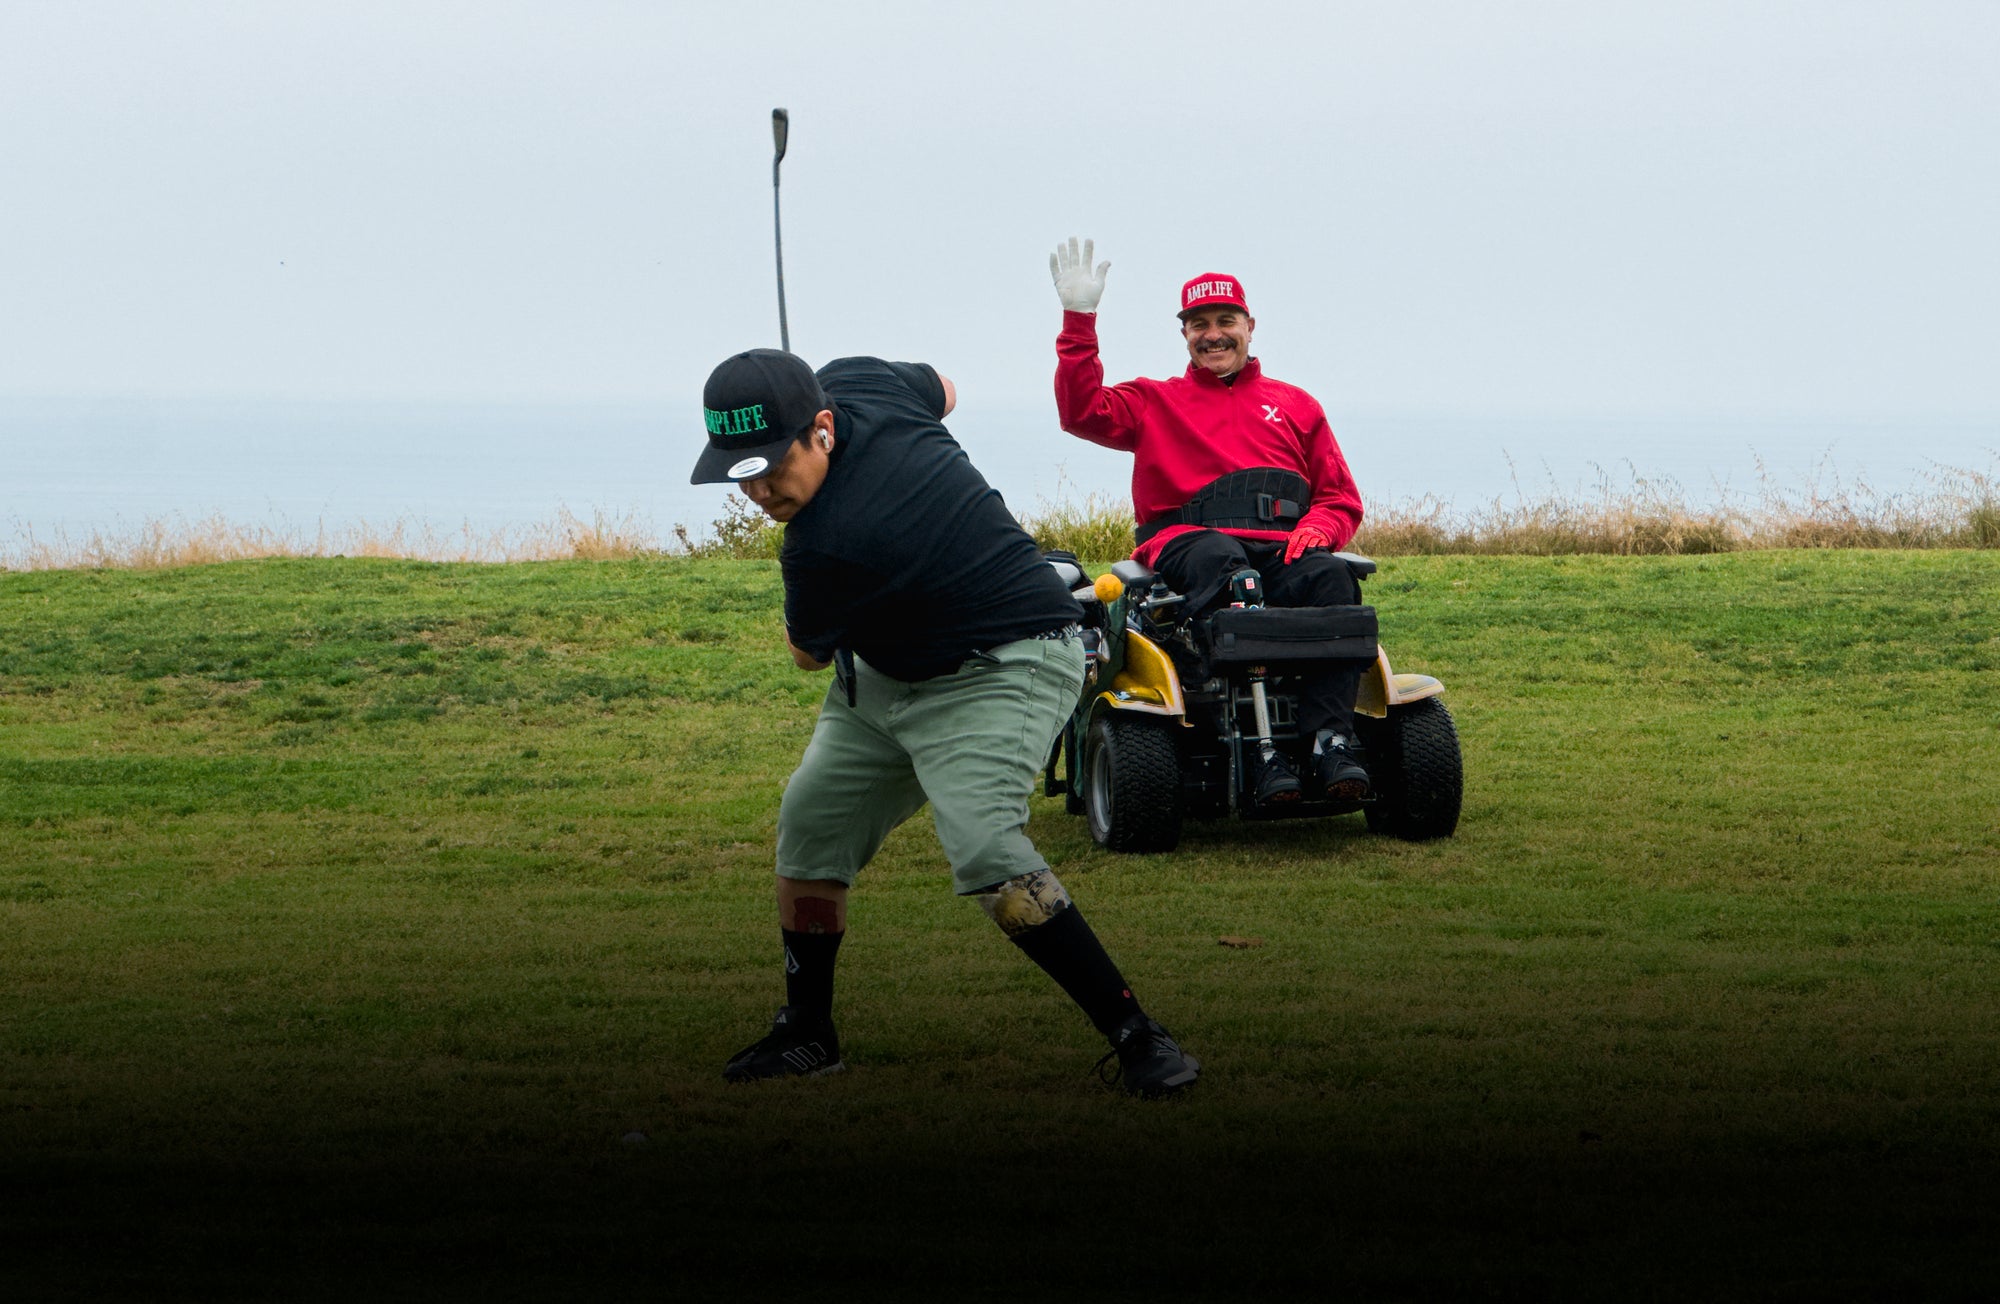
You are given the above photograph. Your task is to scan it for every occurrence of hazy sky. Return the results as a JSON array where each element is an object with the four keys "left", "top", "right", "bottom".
[{"left": 2, "top": 0, "right": 1995, "bottom": 424}]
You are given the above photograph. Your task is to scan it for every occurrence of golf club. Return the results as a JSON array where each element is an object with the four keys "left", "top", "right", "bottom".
[{"left": 772, "top": 108, "right": 790, "bottom": 352}]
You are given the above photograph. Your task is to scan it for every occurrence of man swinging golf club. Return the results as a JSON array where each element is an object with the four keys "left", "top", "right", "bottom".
[
  {"left": 693, "top": 346, "right": 1198, "bottom": 1097},
  {"left": 1049, "top": 237, "right": 1372, "bottom": 806}
]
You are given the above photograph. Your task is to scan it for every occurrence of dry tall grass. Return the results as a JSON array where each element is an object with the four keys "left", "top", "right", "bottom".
[
  {"left": 1352, "top": 459, "right": 2000, "bottom": 556},
  {"left": 1, "top": 507, "right": 661, "bottom": 571},
  {"left": 6, "top": 463, "right": 1995, "bottom": 571},
  {"left": 1021, "top": 488, "right": 1140, "bottom": 562}
]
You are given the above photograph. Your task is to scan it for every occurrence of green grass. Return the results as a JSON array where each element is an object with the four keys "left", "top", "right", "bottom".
[{"left": 4, "top": 553, "right": 1999, "bottom": 1300}]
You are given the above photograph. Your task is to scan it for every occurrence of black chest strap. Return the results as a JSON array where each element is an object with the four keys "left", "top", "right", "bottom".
[{"left": 1134, "top": 467, "right": 1312, "bottom": 545}]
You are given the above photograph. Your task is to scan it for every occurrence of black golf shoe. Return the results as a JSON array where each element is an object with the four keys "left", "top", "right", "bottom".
[
  {"left": 1096, "top": 1013, "right": 1200, "bottom": 1099},
  {"left": 721, "top": 1006, "right": 844, "bottom": 1083},
  {"left": 1249, "top": 748, "right": 1302, "bottom": 805},
  {"left": 1314, "top": 732, "right": 1370, "bottom": 801}
]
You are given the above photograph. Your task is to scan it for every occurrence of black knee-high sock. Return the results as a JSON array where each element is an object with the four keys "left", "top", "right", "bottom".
[
  {"left": 1009, "top": 906, "right": 1142, "bottom": 1039},
  {"left": 782, "top": 928, "right": 843, "bottom": 1021}
]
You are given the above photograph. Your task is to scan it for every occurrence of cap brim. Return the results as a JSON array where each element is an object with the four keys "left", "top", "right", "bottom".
[{"left": 690, "top": 431, "right": 800, "bottom": 485}]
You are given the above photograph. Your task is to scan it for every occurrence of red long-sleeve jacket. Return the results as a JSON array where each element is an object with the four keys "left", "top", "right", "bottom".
[{"left": 1055, "top": 310, "right": 1363, "bottom": 567}]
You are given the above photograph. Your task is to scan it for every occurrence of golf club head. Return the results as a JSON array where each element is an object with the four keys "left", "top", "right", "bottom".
[{"left": 772, "top": 108, "right": 788, "bottom": 163}]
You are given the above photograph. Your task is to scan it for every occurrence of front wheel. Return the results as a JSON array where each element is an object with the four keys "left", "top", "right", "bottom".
[
  {"left": 1084, "top": 714, "right": 1183, "bottom": 854},
  {"left": 1361, "top": 696, "right": 1462, "bottom": 841}
]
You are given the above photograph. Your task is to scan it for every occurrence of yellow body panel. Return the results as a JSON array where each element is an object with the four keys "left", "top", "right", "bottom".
[
  {"left": 1102, "top": 631, "right": 1185, "bottom": 719},
  {"left": 1352, "top": 648, "right": 1445, "bottom": 718},
  {"left": 1101, "top": 632, "right": 1441, "bottom": 721}
]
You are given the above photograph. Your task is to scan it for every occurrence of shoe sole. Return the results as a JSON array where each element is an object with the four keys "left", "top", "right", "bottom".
[
  {"left": 1325, "top": 778, "right": 1369, "bottom": 801},
  {"left": 722, "top": 1059, "right": 847, "bottom": 1084},
  {"left": 1129, "top": 1055, "right": 1201, "bottom": 1098}
]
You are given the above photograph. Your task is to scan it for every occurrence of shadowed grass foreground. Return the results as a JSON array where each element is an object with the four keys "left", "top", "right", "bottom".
[{"left": 3, "top": 552, "right": 1999, "bottom": 1299}]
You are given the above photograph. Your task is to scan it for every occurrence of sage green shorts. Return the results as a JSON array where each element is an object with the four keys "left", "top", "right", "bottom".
[{"left": 775, "top": 633, "right": 1087, "bottom": 895}]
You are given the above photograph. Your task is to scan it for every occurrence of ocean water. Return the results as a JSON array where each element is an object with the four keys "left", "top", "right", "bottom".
[{"left": 3, "top": 394, "right": 1995, "bottom": 555}]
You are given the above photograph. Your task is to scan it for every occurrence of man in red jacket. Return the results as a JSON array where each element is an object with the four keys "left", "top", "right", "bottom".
[{"left": 1050, "top": 236, "right": 1370, "bottom": 804}]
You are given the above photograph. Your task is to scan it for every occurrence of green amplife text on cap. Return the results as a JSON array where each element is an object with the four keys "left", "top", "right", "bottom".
[{"left": 692, "top": 348, "right": 827, "bottom": 484}]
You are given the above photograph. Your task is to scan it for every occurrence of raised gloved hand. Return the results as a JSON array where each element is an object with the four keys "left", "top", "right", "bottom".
[
  {"left": 1283, "top": 524, "right": 1333, "bottom": 564},
  {"left": 1050, "top": 236, "right": 1110, "bottom": 313}
]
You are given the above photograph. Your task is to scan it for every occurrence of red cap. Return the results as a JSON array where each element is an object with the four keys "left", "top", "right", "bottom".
[{"left": 1178, "top": 272, "right": 1249, "bottom": 318}]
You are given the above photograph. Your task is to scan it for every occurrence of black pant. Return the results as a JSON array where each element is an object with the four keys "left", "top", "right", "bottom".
[{"left": 1154, "top": 530, "right": 1363, "bottom": 739}]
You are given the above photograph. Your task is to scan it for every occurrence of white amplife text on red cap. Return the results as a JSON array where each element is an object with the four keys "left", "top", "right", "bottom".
[{"left": 1184, "top": 278, "right": 1237, "bottom": 309}]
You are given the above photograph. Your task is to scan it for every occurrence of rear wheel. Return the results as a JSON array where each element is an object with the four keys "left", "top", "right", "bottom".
[
  {"left": 1361, "top": 696, "right": 1462, "bottom": 841},
  {"left": 1084, "top": 714, "right": 1182, "bottom": 853}
]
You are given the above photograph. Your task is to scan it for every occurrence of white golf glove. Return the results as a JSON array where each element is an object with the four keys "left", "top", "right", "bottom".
[{"left": 1050, "top": 236, "right": 1110, "bottom": 313}]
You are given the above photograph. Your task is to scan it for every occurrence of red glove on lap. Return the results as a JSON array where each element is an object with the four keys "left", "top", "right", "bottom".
[{"left": 1283, "top": 524, "right": 1332, "bottom": 564}]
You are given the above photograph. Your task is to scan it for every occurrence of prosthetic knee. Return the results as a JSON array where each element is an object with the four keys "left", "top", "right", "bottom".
[
  {"left": 977, "top": 868, "right": 1142, "bottom": 1039},
  {"left": 974, "top": 868, "right": 1073, "bottom": 938}
]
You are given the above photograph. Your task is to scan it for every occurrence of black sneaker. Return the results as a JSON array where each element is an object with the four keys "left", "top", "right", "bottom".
[
  {"left": 1095, "top": 1013, "right": 1200, "bottom": 1098},
  {"left": 721, "top": 1006, "right": 844, "bottom": 1083},
  {"left": 1314, "top": 732, "right": 1370, "bottom": 801},
  {"left": 1250, "top": 748, "right": 1302, "bottom": 804}
]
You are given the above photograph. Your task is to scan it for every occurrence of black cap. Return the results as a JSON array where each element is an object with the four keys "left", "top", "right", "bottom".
[{"left": 691, "top": 348, "right": 827, "bottom": 484}]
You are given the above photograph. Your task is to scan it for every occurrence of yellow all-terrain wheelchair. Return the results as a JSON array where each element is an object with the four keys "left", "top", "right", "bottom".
[{"left": 1044, "top": 553, "right": 1463, "bottom": 854}]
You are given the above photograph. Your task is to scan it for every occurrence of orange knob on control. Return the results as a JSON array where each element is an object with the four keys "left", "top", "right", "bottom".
[{"left": 1093, "top": 572, "right": 1123, "bottom": 604}]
